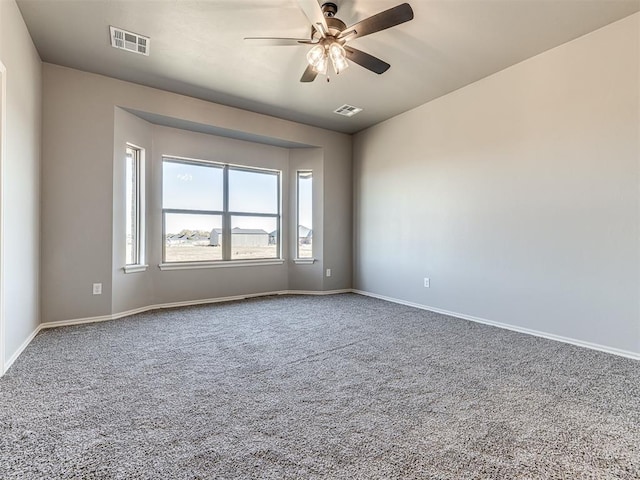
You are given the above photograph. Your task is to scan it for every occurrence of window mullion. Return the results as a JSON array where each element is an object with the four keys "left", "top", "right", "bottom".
[
  {"left": 222, "top": 165, "right": 231, "bottom": 260},
  {"left": 163, "top": 208, "right": 224, "bottom": 216},
  {"left": 226, "top": 212, "right": 279, "bottom": 218}
]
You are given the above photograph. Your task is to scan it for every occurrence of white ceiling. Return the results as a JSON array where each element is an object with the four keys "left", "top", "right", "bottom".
[{"left": 16, "top": 0, "right": 640, "bottom": 134}]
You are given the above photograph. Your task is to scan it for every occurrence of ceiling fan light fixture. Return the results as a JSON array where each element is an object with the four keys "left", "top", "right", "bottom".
[
  {"left": 306, "top": 44, "right": 328, "bottom": 74},
  {"left": 247, "top": 1, "right": 414, "bottom": 83},
  {"left": 328, "top": 42, "right": 345, "bottom": 61},
  {"left": 306, "top": 44, "right": 325, "bottom": 66},
  {"left": 328, "top": 42, "right": 349, "bottom": 74},
  {"left": 314, "top": 54, "right": 328, "bottom": 75},
  {"left": 331, "top": 55, "right": 349, "bottom": 74}
]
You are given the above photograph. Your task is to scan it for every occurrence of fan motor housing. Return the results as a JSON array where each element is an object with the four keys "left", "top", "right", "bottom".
[
  {"left": 312, "top": 3, "right": 346, "bottom": 39},
  {"left": 321, "top": 2, "right": 338, "bottom": 17},
  {"left": 326, "top": 17, "right": 346, "bottom": 35}
]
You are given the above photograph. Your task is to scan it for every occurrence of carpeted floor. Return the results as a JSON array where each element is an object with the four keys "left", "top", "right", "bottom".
[{"left": 0, "top": 293, "right": 638, "bottom": 479}]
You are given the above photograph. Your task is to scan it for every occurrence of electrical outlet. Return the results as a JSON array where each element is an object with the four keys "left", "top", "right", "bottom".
[
  {"left": 424, "top": 277, "right": 430, "bottom": 288},
  {"left": 326, "top": 268, "right": 332, "bottom": 277},
  {"left": 92, "top": 283, "right": 102, "bottom": 295}
]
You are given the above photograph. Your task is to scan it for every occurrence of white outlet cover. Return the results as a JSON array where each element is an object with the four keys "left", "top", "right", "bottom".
[
  {"left": 326, "top": 269, "right": 332, "bottom": 277},
  {"left": 93, "top": 283, "right": 102, "bottom": 295}
]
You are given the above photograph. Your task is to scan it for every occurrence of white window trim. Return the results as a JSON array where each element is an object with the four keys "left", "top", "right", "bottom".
[
  {"left": 293, "top": 258, "right": 316, "bottom": 265},
  {"left": 125, "top": 144, "right": 146, "bottom": 270},
  {"left": 296, "top": 170, "right": 313, "bottom": 261},
  {"left": 159, "top": 259, "right": 285, "bottom": 271},
  {"left": 123, "top": 264, "right": 149, "bottom": 274}
]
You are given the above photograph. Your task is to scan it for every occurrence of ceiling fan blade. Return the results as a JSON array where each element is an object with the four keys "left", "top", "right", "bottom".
[
  {"left": 297, "top": 0, "right": 328, "bottom": 37},
  {"left": 344, "top": 46, "right": 390, "bottom": 74},
  {"left": 338, "top": 3, "right": 414, "bottom": 41},
  {"left": 244, "top": 37, "right": 315, "bottom": 46},
  {"left": 300, "top": 64, "right": 318, "bottom": 83}
]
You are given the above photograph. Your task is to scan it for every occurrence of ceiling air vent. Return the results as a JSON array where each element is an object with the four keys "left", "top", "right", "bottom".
[
  {"left": 109, "top": 26, "right": 150, "bottom": 56},
  {"left": 334, "top": 104, "right": 363, "bottom": 117}
]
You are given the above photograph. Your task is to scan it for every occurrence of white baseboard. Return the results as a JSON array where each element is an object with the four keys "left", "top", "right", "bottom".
[
  {"left": 287, "top": 289, "right": 352, "bottom": 296},
  {"left": 4, "top": 324, "right": 42, "bottom": 373},
  {"left": 4, "top": 292, "right": 300, "bottom": 371},
  {"left": 39, "top": 289, "right": 352, "bottom": 330},
  {"left": 1, "top": 289, "right": 350, "bottom": 373},
  {"left": 10, "top": 288, "right": 636, "bottom": 376},
  {"left": 352, "top": 289, "right": 640, "bottom": 361}
]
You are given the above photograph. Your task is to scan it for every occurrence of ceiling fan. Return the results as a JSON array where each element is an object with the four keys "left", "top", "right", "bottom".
[{"left": 244, "top": 0, "right": 414, "bottom": 82}]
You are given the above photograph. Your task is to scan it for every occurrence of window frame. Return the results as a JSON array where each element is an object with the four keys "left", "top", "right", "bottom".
[
  {"left": 295, "top": 170, "right": 314, "bottom": 263},
  {"left": 124, "top": 144, "right": 147, "bottom": 273},
  {"left": 160, "top": 156, "right": 282, "bottom": 269}
]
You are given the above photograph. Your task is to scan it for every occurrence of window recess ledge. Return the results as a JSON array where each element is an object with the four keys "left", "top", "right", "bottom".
[
  {"left": 123, "top": 264, "right": 149, "bottom": 274},
  {"left": 159, "top": 259, "right": 285, "bottom": 271},
  {"left": 293, "top": 258, "right": 316, "bottom": 265}
]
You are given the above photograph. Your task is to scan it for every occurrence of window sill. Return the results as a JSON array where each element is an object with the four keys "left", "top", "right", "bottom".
[
  {"left": 123, "top": 264, "right": 148, "bottom": 274},
  {"left": 159, "top": 259, "right": 285, "bottom": 271},
  {"left": 293, "top": 258, "right": 316, "bottom": 265}
]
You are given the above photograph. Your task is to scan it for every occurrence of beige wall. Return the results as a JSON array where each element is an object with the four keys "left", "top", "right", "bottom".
[
  {"left": 0, "top": 0, "right": 41, "bottom": 369},
  {"left": 42, "top": 65, "right": 352, "bottom": 323},
  {"left": 354, "top": 14, "right": 640, "bottom": 355}
]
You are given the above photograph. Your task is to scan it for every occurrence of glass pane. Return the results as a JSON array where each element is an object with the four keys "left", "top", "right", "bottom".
[
  {"left": 297, "top": 171, "right": 313, "bottom": 259},
  {"left": 228, "top": 168, "right": 278, "bottom": 214},
  {"left": 231, "top": 216, "right": 278, "bottom": 260},
  {"left": 164, "top": 213, "right": 223, "bottom": 262},
  {"left": 163, "top": 160, "right": 223, "bottom": 211},
  {"left": 125, "top": 147, "right": 138, "bottom": 265}
]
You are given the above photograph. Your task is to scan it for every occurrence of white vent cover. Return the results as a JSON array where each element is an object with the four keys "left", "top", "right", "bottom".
[
  {"left": 110, "top": 26, "right": 150, "bottom": 56},
  {"left": 334, "top": 104, "right": 363, "bottom": 117}
]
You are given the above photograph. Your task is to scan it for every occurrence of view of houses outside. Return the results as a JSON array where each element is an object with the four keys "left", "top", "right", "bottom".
[
  {"left": 298, "top": 225, "right": 312, "bottom": 258},
  {"left": 162, "top": 159, "right": 280, "bottom": 262},
  {"left": 160, "top": 161, "right": 314, "bottom": 262},
  {"left": 165, "top": 226, "right": 279, "bottom": 262},
  {"left": 164, "top": 211, "right": 223, "bottom": 262}
]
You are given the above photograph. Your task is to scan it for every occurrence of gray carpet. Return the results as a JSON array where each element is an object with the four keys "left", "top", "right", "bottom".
[{"left": 1, "top": 293, "right": 639, "bottom": 479}]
